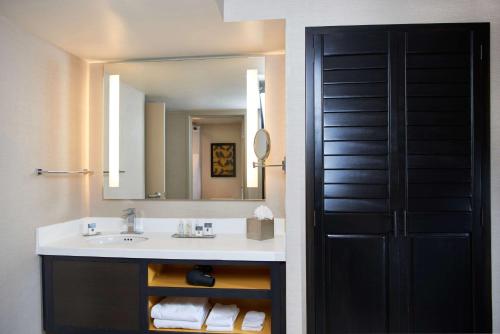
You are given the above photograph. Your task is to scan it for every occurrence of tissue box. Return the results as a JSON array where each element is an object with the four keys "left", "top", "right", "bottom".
[{"left": 246, "top": 218, "right": 274, "bottom": 241}]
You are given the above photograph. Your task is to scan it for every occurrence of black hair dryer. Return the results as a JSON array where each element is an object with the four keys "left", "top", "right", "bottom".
[{"left": 186, "top": 265, "right": 215, "bottom": 287}]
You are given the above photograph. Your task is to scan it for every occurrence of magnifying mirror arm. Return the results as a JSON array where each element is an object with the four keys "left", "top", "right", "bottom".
[{"left": 252, "top": 157, "right": 286, "bottom": 172}]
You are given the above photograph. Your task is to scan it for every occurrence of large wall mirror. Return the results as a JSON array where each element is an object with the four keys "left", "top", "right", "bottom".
[{"left": 103, "top": 57, "right": 267, "bottom": 200}]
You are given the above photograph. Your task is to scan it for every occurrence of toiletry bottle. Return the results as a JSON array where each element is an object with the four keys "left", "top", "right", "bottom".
[
  {"left": 81, "top": 222, "right": 89, "bottom": 235},
  {"left": 203, "top": 222, "right": 213, "bottom": 236},
  {"left": 178, "top": 220, "right": 185, "bottom": 236},
  {"left": 185, "top": 220, "right": 192, "bottom": 237},
  {"left": 87, "top": 223, "right": 97, "bottom": 235},
  {"left": 195, "top": 223, "right": 203, "bottom": 237}
]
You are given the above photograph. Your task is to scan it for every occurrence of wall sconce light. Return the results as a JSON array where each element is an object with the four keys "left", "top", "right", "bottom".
[
  {"left": 108, "top": 74, "right": 120, "bottom": 188},
  {"left": 246, "top": 69, "right": 259, "bottom": 188}
]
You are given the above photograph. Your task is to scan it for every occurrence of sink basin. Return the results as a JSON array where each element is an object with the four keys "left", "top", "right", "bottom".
[{"left": 86, "top": 234, "right": 149, "bottom": 245}]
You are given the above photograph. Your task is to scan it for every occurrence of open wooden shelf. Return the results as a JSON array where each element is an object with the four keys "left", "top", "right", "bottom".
[
  {"left": 148, "top": 264, "right": 271, "bottom": 291},
  {"left": 148, "top": 297, "right": 271, "bottom": 334}
]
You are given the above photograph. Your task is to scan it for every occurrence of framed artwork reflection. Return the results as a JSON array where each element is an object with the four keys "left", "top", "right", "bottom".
[{"left": 211, "top": 143, "right": 236, "bottom": 177}]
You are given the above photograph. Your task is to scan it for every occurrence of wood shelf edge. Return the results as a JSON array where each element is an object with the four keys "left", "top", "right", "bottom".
[{"left": 147, "top": 287, "right": 272, "bottom": 299}]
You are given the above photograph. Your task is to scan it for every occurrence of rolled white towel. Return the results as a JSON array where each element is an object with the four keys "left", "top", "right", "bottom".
[
  {"left": 205, "top": 303, "right": 240, "bottom": 327},
  {"left": 151, "top": 296, "right": 209, "bottom": 322}
]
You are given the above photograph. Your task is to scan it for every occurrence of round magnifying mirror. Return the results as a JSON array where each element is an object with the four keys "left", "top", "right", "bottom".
[{"left": 254, "top": 129, "right": 271, "bottom": 161}]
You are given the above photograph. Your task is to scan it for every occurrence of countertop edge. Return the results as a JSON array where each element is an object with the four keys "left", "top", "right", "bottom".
[{"left": 36, "top": 247, "right": 286, "bottom": 262}]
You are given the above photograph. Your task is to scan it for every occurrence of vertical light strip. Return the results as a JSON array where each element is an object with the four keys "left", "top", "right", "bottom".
[
  {"left": 260, "top": 91, "right": 266, "bottom": 123},
  {"left": 108, "top": 74, "right": 120, "bottom": 187},
  {"left": 246, "top": 69, "right": 259, "bottom": 188}
]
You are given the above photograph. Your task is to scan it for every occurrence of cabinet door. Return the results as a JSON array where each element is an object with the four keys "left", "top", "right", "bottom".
[
  {"left": 313, "top": 29, "right": 400, "bottom": 333},
  {"left": 43, "top": 257, "right": 142, "bottom": 333},
  {"left": 401, "top": 26, "right": 489, "bottom": 332},
  {"left": 324, "top": 235, "right": 390, "bottom": 333}
]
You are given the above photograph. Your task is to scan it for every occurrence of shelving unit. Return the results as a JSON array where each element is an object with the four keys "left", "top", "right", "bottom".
[
  {"left": 41, "top": 256, "right": 285, "bottom": 334},
  {"left": 148, "top": 264, "right": 271, "bottom": 290},
  {"left": 147, "top": 263, "right": 273, "bottom": 299},
  {"left": 146, "top": 262, "right": 282, "bottom": 333},
  {"left": 148, "top": 297, "right": 272, "bottom": 333}
]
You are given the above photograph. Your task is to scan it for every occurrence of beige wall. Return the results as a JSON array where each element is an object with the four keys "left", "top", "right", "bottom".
[
  {"left": 264, "top": 55, "right": 286, "bottom": 216},
  {"left": 89, "top": 54, "right": 286, "bottom": 217},
  {"left": 165, "top": 111, "right": 189, "bottom": 199},
  {"left": 200, "top": 122, "right": 243, "bottom": 199},
  {"left": 222, "top": 0, "right": 500, "bottom": 332},
  {"left": 0, "top": 15, "right": 88, "bottom": 334},
  {"left": 145, "top": 102, "right": 166, "bottom": 198}
]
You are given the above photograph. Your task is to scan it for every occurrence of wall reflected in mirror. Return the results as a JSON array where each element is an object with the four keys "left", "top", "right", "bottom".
[{"left": 103, "top": 57, "right": 266, "bottom": 200}]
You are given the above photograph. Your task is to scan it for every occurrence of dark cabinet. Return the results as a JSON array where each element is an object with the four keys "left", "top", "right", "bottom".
[
  {"left": 306, "top": 23, "right": 491, "bottom": 333},
  {"left": 43, "top": 257, "right": 142, "bottom": 334}
]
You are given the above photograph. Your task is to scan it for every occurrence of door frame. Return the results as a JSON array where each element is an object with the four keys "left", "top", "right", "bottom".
[{"left": 305, "top": 23, "right": 491, "bottom": 333}]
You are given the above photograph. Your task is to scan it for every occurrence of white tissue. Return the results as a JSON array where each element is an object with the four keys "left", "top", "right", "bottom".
[{"left": 253, "top": 205, "right": 274, "bottom": 220}]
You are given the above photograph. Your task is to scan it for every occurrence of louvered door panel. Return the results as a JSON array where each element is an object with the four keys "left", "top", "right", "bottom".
[
  {"left": 323, "top": 31, "right": 390, "bottom": 218},
  {"left": 403, "top": 29, "right": 475, "bottom": 333},
  {"left": 319, "top": 30, "right": 394, "bottom": 334},
  {"left": 405, "top": 30, "right": 472, "bottom": 216}
]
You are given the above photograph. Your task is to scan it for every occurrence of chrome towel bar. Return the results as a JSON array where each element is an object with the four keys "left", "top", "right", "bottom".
[
  {"left": 35, "top": 168, "right": 93, "bottom": 175},
  {"left": 103, "top": 170, "right": 126, "bottom": 174}
]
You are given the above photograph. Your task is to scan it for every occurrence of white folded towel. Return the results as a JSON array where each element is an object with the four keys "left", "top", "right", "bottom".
[
  {"left": 151, "top": 296, "right": 209, "bottom": 322},
  {"left": 153, "top": 302, "right": 210, "bottom": 330},
  {"left": 205, "top": 303, "right": 240, "bottom": 327},
  {"left": 207, "top": 324, "right": 234, "bottom": 332},
  {"left": 242, "top": 324, "right": 264, "bottom": 332},
  {"left": 243, "top": 311, "right": 266, "bottom": 326},
  {"left": 242, "top": 311, "right": 266, "bottom": 332},
  {"left": 154, "top": 318, "right": 204, "bottom": 330}
]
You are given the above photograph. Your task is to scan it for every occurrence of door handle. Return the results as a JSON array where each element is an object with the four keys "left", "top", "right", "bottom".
[
  {"left": 393, "top": 210, "right": 398, "bottom": 238},
  {"left": 403, "top": 210, "right": 408, "bottom": 237}
]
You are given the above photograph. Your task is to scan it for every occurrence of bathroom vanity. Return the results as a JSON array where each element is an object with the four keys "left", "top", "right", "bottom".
[{"left": 37, "top": 218, "right": 286, "bottom": 334}]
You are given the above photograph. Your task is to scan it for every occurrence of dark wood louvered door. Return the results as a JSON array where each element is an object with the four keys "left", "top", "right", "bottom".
[
  {"left": 311, "top": 29, "right": 399, "bottom": 333},
  {"left": 306, "top": 24, "right": 491, "bottom": 334},
  {"left": 401, "top": 26, "right": 490, "bottom": 333}
]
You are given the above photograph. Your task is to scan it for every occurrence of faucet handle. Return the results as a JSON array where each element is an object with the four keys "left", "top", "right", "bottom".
[{"left": 123, "top": 208, "right": 136, "bottom": 216}]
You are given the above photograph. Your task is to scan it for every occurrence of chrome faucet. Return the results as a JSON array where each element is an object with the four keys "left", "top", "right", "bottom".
[{"left": 121, "top": 208, "right": 142, "bottom": 234}]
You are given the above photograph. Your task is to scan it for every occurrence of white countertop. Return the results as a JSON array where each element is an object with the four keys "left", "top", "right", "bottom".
[{"left": 36, "top": 218, "right": 286, "bottom": 262}]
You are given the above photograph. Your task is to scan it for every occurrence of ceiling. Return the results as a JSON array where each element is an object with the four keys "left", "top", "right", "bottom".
[
  {"left": 104, "top": 56, "right": 265, "bottom": 110},
  {"left": 0, "top": 0, "right": 285, "bottom": 61}
]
